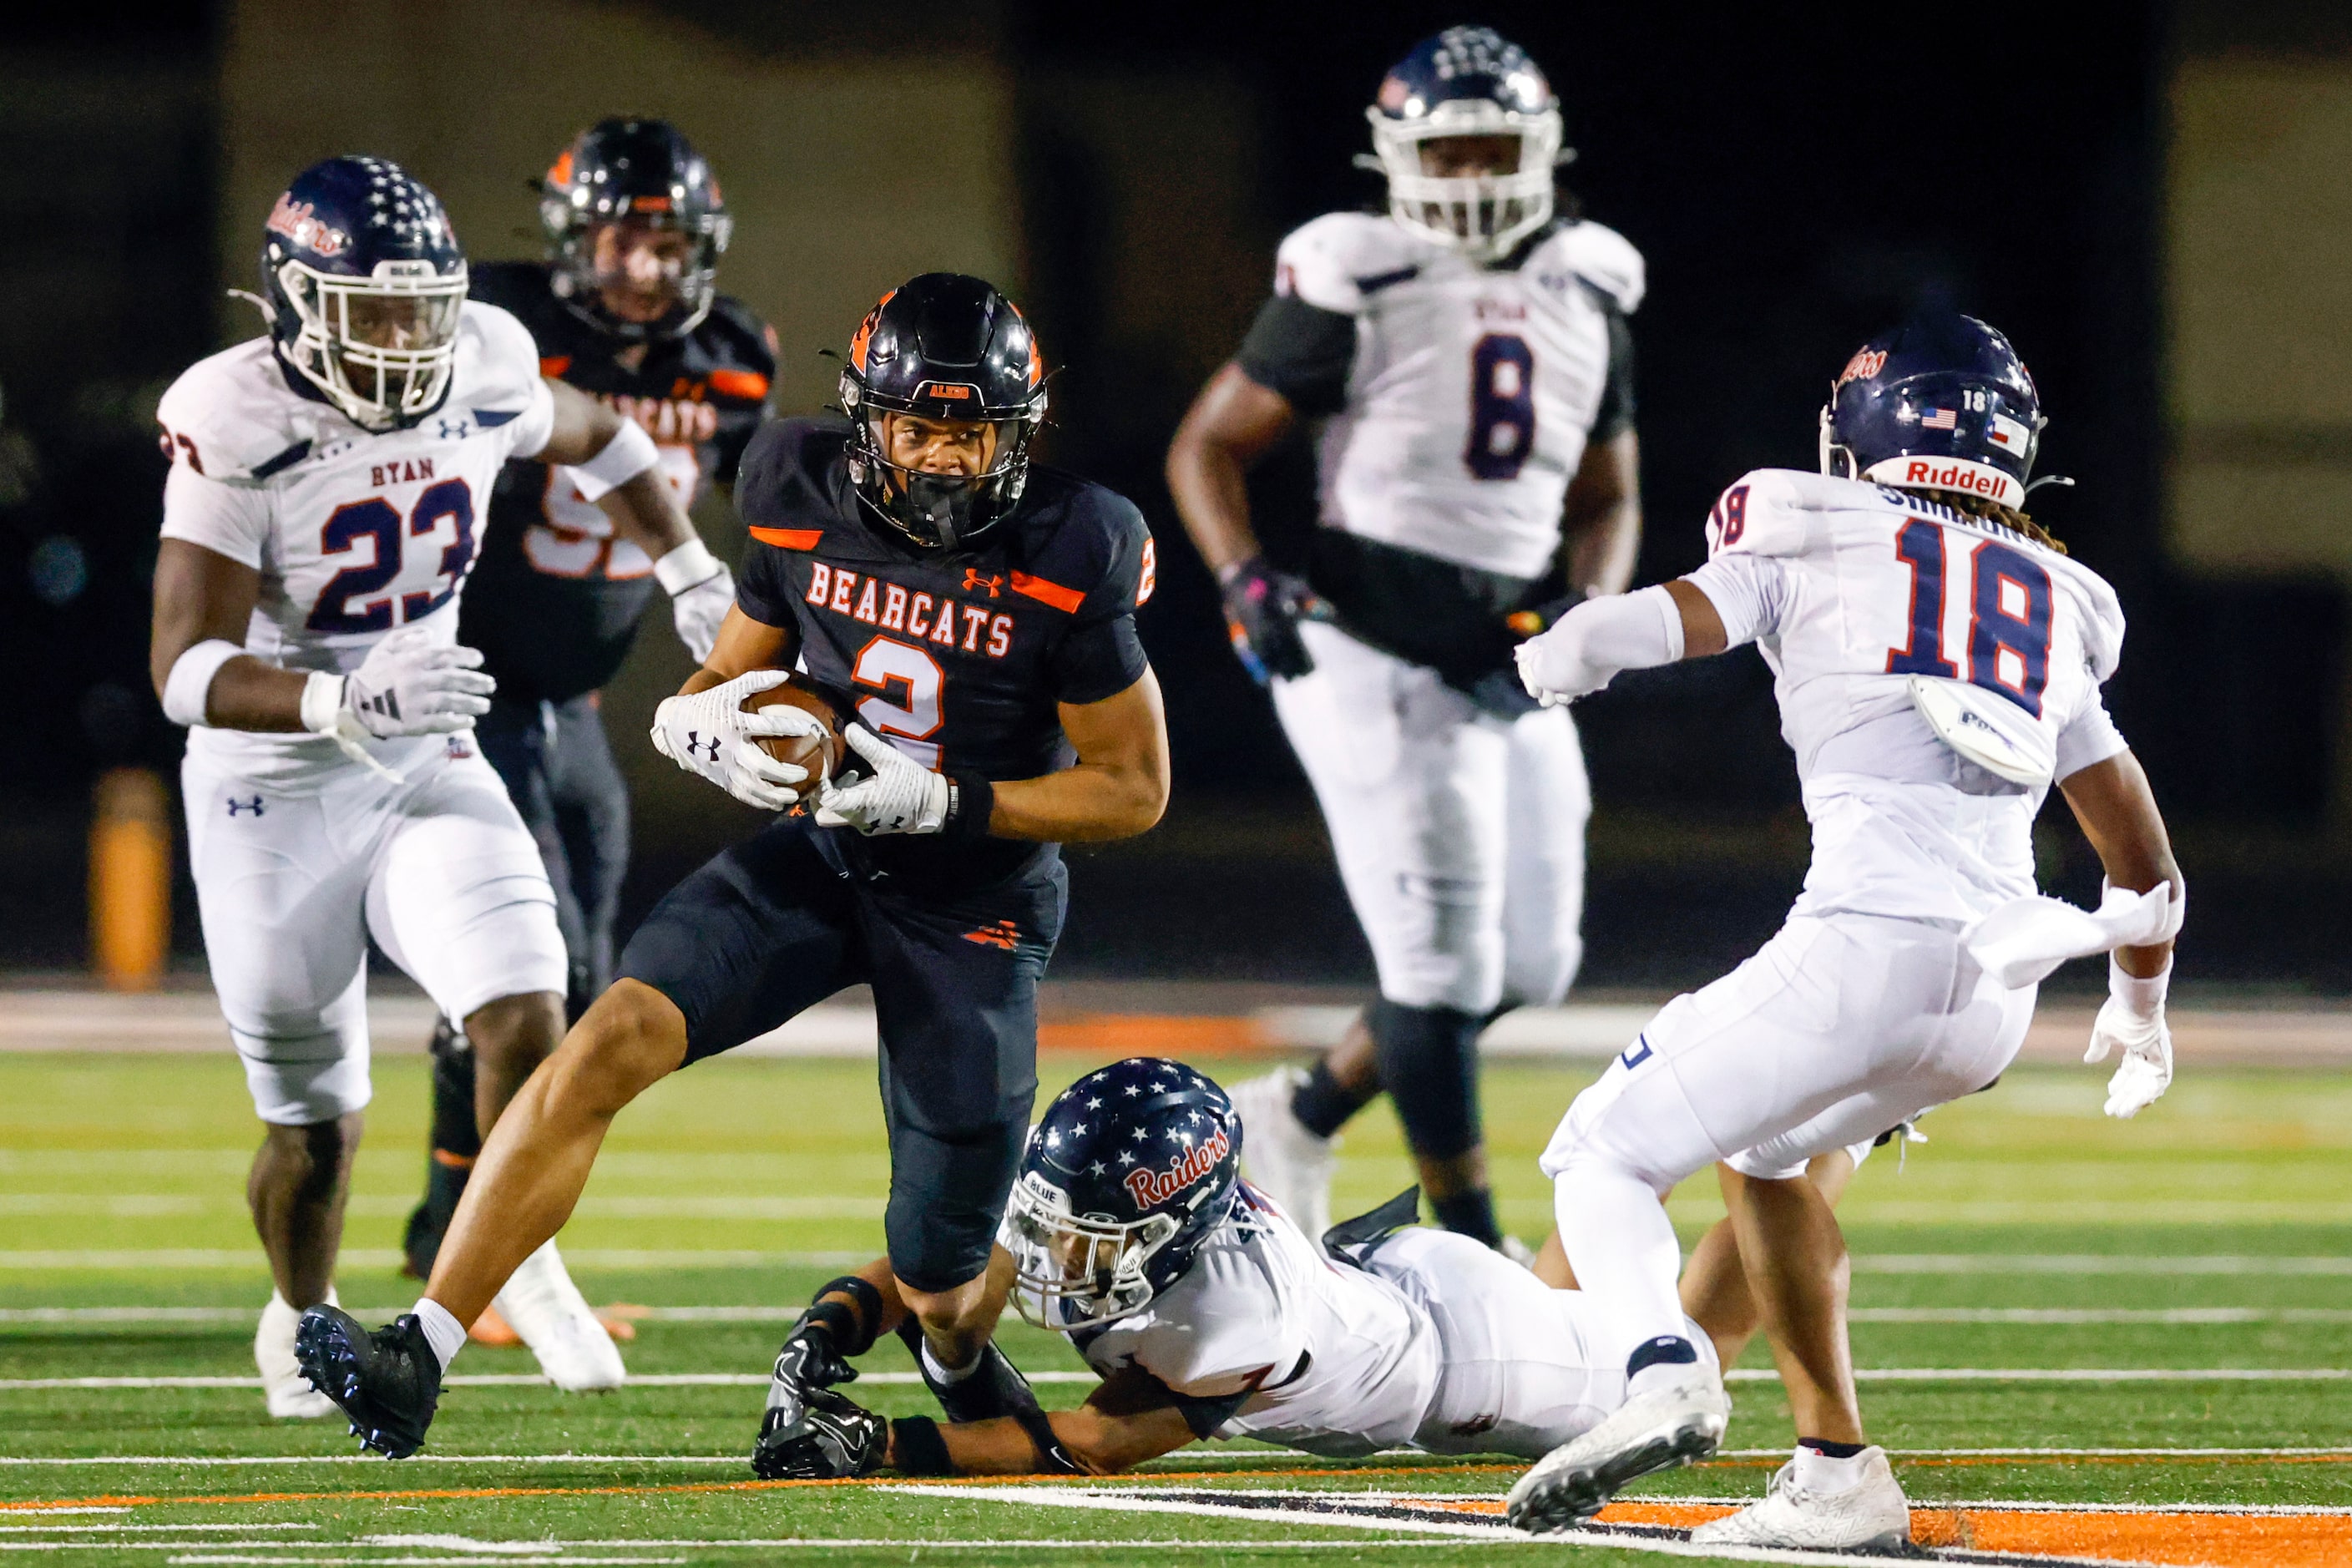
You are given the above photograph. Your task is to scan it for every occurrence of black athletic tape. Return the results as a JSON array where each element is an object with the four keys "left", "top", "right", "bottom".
[
  {"left": 945, "top": 773, "right": 995, "bottom": 843},
  {"left": 889, "top": 1415, "right": 954, "bottom": 1475},
  {"left": 1012, "top": 1407, "right": 1086, "bottom": 1475},
  {"left": 813, "top": 1276, "right": 884, "bottom": 1357}
]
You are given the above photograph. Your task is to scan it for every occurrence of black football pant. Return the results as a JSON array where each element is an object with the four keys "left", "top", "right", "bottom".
[
  {"left": 620, "top": 813, "right": 1066, "bottom": 1293},
  {"left": 406, "top": 693, "right": 630, "bottom": 1277}
]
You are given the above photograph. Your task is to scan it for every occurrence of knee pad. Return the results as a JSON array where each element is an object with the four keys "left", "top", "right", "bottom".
[
  {"left": 1374, "top": 876, "right": 1505, "bottom": 1014},
  {"left": 235, "top": 1029, "right": 371, "bottom": 1125},
  {"left": 1368, "top": 1000, "right": 1485, "bottom": 1161}
]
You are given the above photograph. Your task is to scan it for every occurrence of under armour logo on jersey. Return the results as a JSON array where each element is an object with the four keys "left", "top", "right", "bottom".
[
  {"left": 1619, "top": 1036, "right": 1653, "bottom": 1071},
  {"left": 962, "top": 569, "right": 1004, "bottom": 598},
  {"left": 685, "top": 730, "right": 721, "bottom": 763},
  {"left": 435, "top": 418, "right": 468, "bottom": 441},
  {"left": 225, "top": 796, "right": 265, "bottom": 817}
]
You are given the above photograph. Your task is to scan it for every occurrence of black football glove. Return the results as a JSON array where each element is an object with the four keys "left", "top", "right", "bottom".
[
  {"left": 1221, "top": 556, "right": 1322, "bottom": 685},
  {"left": 751, "top": 1385, "right": 888, "bottom": 1480}
]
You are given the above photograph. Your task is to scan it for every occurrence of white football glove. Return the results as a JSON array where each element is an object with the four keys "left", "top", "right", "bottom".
[
  {"left": 1515, "top": 586, "right": 1686, "bottom": 709},
  {"left": 650, "top": 670, "right": 821, "bottom": 812},
  {"left": 815, "top": 726, "right": 950, "bottom": 836},
  {"left": 327, "top": 626, "right": 496, "bottom": 739},
  {"left": 2083, "top": 957, "right": 2173, "bottom": 1119},
  {"left": 1515, "top": 629, "right": 1610, "bottom": 708},
  {"left": 657, "top": 544, "right": 735, "bottom": 665}
]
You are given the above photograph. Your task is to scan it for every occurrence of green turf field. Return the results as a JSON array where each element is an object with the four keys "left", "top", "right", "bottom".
[{"left": 2, "top": 1048, "right": 2347, "bottom": 1565}]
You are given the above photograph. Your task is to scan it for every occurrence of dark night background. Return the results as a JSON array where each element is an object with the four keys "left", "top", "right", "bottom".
[{"left": 0, "top": 1, "right": 2341, "bottom": 992}]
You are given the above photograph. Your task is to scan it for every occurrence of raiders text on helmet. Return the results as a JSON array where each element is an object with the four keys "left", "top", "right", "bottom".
[
  {"left": 260, "top": 156, "right": 467, "bottom": 432},
  {"left": 1364, "top": 27, "right": 1568, "bottom": 260},
  {"left": 1820, "top": 311, "right": 2046, "bottom": 510},
  {"left": 539, "top": 119, "right": 732, "bottom": 342},
  {"left": 999, "top": 1058, "right": 1241, "bottom": 1330},
  {"left": 837, "top": 274, "right": 1048, "bottom": 553}
]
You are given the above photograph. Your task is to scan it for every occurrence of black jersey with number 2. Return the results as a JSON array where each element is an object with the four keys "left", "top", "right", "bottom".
[{"left": 733, "top": 416, "right": 1155, "bottom": 892}]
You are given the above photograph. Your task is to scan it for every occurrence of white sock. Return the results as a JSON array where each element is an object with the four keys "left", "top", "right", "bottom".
[
  {"left": 412, "top": 1297, "right": 468, "bottom": 1372},
  {"left": 921, "top": 1339, "right": 982, "bottom": 1385},
  {"left": 1791, "top": 1442, "right": 1871, "bottom": 1492}
]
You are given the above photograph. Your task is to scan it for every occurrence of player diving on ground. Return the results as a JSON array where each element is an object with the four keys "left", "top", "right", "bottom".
[
  {"left": 149, "top": 156, "right": 729, "bottom": 1414},
  {"left": 1504, "top": 312, "right": 2183, "bottom": 1549},
  {"left": 295, "top": 275, "right": 1171, "bottom": 1459}
]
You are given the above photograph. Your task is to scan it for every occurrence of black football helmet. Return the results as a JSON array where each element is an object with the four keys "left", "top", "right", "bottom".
[
  {"left": 838, "top": 274, "right": 1049, "bottom": 553},
  {"left": 259, "top": 156, "right": 467, "bottom": 432},
  {"left": 1820, "top": 312, "right": 2045, "bottom": 510},
  {"left": 999, "top": 1057, "right": 1241, "bottom": 1331},
  {"left": 539, "top": 118, "right": 731, "bottom": 341}
]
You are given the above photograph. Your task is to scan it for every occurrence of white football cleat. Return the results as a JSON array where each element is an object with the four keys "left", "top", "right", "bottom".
[
  {"left": 1228, "top": 1066, "right": 1337, "bottom": 1243},
  {"left": 493, "top": 1241, "right": 626, "bottom": 1393},
  {"left": 1689, "top": 1445, "right": 1912, "bottom": 1552},
  {"left": 255, "top": 1290, "right": 335, "bottom": 1419},
  {"left": 1505, "top": 1366, "right": 1730, "bottom": 1533}
]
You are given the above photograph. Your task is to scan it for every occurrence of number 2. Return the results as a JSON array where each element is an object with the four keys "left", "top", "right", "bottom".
[
  {"left": 852, "top": 636, "right": 944, "bottom": 770},
  {"left": 306, "top": 479, "right": 476, "bottom": 634},
  {"left": 1884, "top": 518, "right": 2054, "bottom": 716},
  {"left": 1465, "top": 333, "right": 1535, "bottom": 481}
]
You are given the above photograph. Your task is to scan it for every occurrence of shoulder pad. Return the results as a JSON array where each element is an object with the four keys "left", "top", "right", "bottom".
[
  {"left": 2052, "top": 554, "right": 2127, "bottom": 682},
  {"left": 1551, "top": 220, "right": 1645, "bottom": 314},
  {"left": 154, "top": 339, "right": 313, "bottom": 483},
  {"left": 1016, "top": 473, "right": 1153, "bottom": 615},
  {"left": 456, "top": 300, "right": 545, "bottom": 412},
  {"left": 1106, "top": 1241, "right": 1299, "bottom": 1397},
  {"left": 705, "top": 294, "right": 780, "bottom": 372},
  {"left": 736, "top": 416, "right": 846, "bottom": 539},
  {"left": 1705, "top": 468, "right": 1831, "bottom": 559},
  {"left": 1274, "top": 212, "right": 1424, "bottom": 316}
]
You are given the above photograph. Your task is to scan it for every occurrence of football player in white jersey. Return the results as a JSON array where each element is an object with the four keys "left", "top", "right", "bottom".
[
  {"left": 1168, "top": 26, "right": 1642, "bottom": 1255},
  {"left": 1503, "top": 314, "right": 2184, "bottom": 1550},
  {"left": 147, "top": 157, "right": 735, "bottom": 1417},
  {"left": 746, "top": 1058, "right": 1724, "bottom": 1481}
]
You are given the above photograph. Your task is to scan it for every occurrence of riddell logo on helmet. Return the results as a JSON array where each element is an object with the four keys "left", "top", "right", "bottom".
[
  {"left": 1904, "top": 459, "right": 2006, "bottom": 498},
  {"left": 1122, "top": 1126, "right": 1232, "bottom": 1207},
  {"left": 266, "top": 195, "right": 347, "bottom": 258},
  {"left": 1838, "top": 348, "right": 1886, "bottom": 385}
]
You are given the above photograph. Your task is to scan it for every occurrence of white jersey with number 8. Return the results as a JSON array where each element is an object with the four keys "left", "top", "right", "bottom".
[
  {"left": 1275, "top": 211, "right": 1641, "bottom": 580},
  {"left": 1683, "top": 468, "right": 2130, "bottom": 924}
]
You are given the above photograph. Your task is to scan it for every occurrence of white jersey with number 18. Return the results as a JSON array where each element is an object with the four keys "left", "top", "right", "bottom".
[
  {"left": 155, "top": 302, "right": 556, "bottom": 789},
  {"left": 1683, "top": 468, "right": 2131, "bottom": 924}
]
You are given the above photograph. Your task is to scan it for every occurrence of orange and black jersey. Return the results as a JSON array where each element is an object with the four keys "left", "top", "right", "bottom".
[
  {"left": 735, "top": 416, "right": 1155, "bottom": 889},
  {"left": 461, "top": 260, "right": 777, "bottom": 705}
]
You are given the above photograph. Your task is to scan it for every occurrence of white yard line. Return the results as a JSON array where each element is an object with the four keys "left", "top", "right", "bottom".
[
  {"left": 0, "top": 1252, "right": 871, "bottom": 1272},
  {"left": 1857, "top": 1253, "right": 2352, "bottom": 1275}
]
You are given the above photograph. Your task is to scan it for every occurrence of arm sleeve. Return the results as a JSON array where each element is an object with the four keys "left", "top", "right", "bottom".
[
  {"left": 1682, "top": 551, "right": 1789, "bottom": 649},
  {"left": 158, "top": 463, "right": 273, "bottom": 569},
  {"left": 2054, "top": 689, "right": 2130, "bottom": 781},
  {"left": 1234, "top": 294, "right": 1357, "bottom": 417},
  {"left": 1587, "top": 307, "right": 1636, "bottom": 443}
]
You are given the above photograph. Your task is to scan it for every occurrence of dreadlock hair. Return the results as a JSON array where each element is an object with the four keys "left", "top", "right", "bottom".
[{"left": 1921, "top": 488, "right": 2066, "bottom": 555}]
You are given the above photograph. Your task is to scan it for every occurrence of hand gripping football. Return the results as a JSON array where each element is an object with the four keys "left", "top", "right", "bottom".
[{"left": 741, "top": 676, "right": 847, "bottom": 787}]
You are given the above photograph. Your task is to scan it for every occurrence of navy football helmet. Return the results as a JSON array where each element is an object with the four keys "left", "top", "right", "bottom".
[
  {"left": 539, "top": 119, "right": 731, "bottom": 342},
  {"left": 1000, "top": 1058, "right": 1241, "bottom": 1330},
  {"left": 1364, "top": 27, "right": 1567, "bottom": 259},
  {"left": 1820, "top": 312, "right": 2045, "bottom": 510},
  {"left": 838, "top": 274, "right": 1049, "bottom": 553},
  {"left": 259, "top": 156, "right": 468, "bottom": 432}
]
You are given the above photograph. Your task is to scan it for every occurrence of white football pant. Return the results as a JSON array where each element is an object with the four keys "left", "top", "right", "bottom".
[
  {"left": 1273, "top": 621, "right": 1589, "bottom": 1014},
  {"left": 183, "top": 739, "right": 568, "bottom": 1125},
  {"left": 1540, "top": 912, "right": 2035, "bottom": 1352}
]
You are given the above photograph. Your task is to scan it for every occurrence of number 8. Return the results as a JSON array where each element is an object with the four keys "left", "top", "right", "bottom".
[{"left": 1465, "top": 333, "right": 1535, "bottom": 481}]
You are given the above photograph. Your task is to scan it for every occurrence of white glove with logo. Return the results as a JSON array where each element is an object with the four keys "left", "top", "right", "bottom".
[
  {"left": 816, "top": 726, "right": 950, "bottom": 836},
  {"left": 310, "top": 626, "right": 496, "bottom": 740},
  {"left": 2083, "top": 956, "right": 2173, "bottom": 1119},
  {"left": 655, "top": 541, "right": 734, "bottom": 665},
  {"left": 650, "top": 670, "right": 822, "bottom": 812}
]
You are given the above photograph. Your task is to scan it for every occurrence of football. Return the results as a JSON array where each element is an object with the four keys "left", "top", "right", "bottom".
[{"left": 741, "top": 675, "right": 847, "bottom": 785}]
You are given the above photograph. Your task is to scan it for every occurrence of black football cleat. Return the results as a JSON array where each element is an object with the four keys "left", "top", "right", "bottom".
[
  {"left": 897, "top": 1318, "right": 1040, "bottom": 1423},
  {"left": 294, "top": 1306, "right": 442, "bottom": 1459}
]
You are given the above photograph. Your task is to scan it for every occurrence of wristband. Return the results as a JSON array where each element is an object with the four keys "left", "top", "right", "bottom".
[
  {"left": 655, "top": 538, "right": 724, "bottom": 596},
  {"left": 945, "top": 772, "right": 995, "bottom": 842},
  {"left": 568, "top": 417, "right": 660, "bottom": 501},
  {"left": 2108, "top": 953, "right": 2171, "bottom": 1019},
  {"left": 889, "top": 1415, "right": 954, "bottom": 1476},
  {"left": 298, "top": 670, "right": 346, "bottom": 736},
  {"left": 808, "top": 1275, "right": 885, "bottom": 1357},
  {"left": 161, "top": 639, "right": 245, "bottom": 727}
]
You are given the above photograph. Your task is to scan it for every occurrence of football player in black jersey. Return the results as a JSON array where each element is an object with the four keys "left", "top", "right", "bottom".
[
  {"left": 398, "top": 120, "right": 777, "bottom": 1291},
  {"left": 297, "top": 274, "right": 1171, "bottom": 1462}
]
